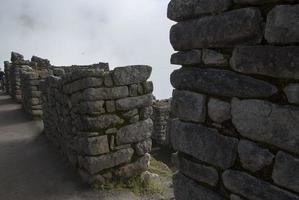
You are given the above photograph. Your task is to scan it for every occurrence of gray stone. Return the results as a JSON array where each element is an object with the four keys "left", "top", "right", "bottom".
[
  {"left": 116, "top": 119, "right": 153, "bottom": 145},
  {"left": 231, "top": 98, "right": 299, "bottom": 154},
  {"left": 179, "top": 156, "right": 219, "bottom": 186},
  {"left": 113, "top": 65, "right": 152, "bottom": 86},
  {"left": 139, "top": 106, "right": 153, "bottom": 120},
  {"left": 79, "top": 135, "right": 109, "bottom": 155},
  {"left": 121, "top": 109, "right": 139, "bottom": 119},
  {"left": 171, "top": 90, "right": 206, "bottom": 123},
  {"left": 116, "top": 94, "right": 153, "bottom": 111},
  {"left": 171, "top": 119, "right": 238, "bottom": 169},
  {"left": 171, "top": 67, "right": 277, "bottom": 98},
  {"left": 79, "top": 114, "right": 124, "bottom": 131},
  {"left": 265, "top": 5, "right": 299, "bottom": 44},
  {"left": 103, "top": 73, "right": 114, "bottom": 87},
  {"left": 78, "top": 101, "right": 105, "bottom": 115},
  {"left": 105, "top": 100, "right": 116, "bottom": 113},
  {"left": 203, "top": 49, "right": 228, "bottom": 66},
  {"left": 208, "top": 98, "right": 231, "bottom": 123},
  {"left": 170, "top": 50, "right": 202, "bottom": 65},
  {"left": 233, "top": 0, "right": 274, "bottom": 5},
  {"left": 135, "top": 139, "right": 152, "bottom": 156},
  {"left": 115, "top": 153, "right": 150, "bottom": 178},
  {"left": 230, "top": 194, "right": 245, "bottom": 200},
  {"left": 284, "top": 84, "right": 299, "bottom": 104},
  {"left": 222, "top": 170, "right": 299, "bottom": 200},
  {"left": 167, "top": 0, "right": 232, "bottom": 22},
  {"left": 173, "top": 172, "right": 225, "bottom": 200},
  {"left": 129, "top": 84, "right": 138, "bottom": 96},
  {"left": 142, "top": 81, "right": 153, "bottom": 94},
  {"left": 63, "top": 77, "right": 103, "bottom": 94},
  {"left": 170, "top": 8, "right": 263, "bottom": 50},
  {"left": 272, "top": 151, "right": 299, "bottom": 193},
  {"left": 231, "top": 46, "right": 299, "bottom": 79},
  {"left": 238, "top": 140, "right": 274, "bottom": 172},
  {"left": 79, "top": 148, "right": 134, "bottom": 174},
  {"left": 82, "top": 86, "right": 129, "bottom": 101}
]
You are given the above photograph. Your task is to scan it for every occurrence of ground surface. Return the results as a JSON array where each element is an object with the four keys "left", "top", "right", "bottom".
[{"left": 0, "top": 93, "right": 174, "bottom": 200}]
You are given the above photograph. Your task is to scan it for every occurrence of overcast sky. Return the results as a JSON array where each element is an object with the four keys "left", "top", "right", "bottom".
[{"left": 0, "top": 0, "right": 177, "bottom": 99}]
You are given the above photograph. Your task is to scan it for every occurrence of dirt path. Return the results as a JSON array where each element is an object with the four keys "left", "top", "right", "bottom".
[{"left": 0, "top": 93, "right": 140, "bottom": 200}]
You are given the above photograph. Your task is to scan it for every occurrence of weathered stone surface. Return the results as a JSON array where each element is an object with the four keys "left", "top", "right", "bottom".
[
  {"left": 82, "top": 86, "right": 129, "bottom": 101},
  {"left": 265, "top": 5, "right": 299, "bottom": 44},
  {"left": 238, "top": 140, "right": 274, "bottom": 172},
  {"left": 170, "top": 50, "right": 202, "bottom": 65},
  {"left": 233, "top": 0, "right": 274, "bottom": 5},
  {"left": 272, "top": 151, "right": 299, "bottom": 193},
  {"left": 78, "top": 101, "right": 105, "bottom": 115},
  {"left": 116, "top": 94, "right": 153, "bottom": 111},
  {"left": 79, "top": 148, "right": 134, "bottom": 174},
  {"left": 203, "top": 49, "right": 228, "bottom": 66},
  {"left": 117, "top": 119, "right": 153, "bottom": 145},
  {"left": 113, "top": 65, "right": 152, "bottom": 86},
  {"left": 167, "top": 0, "right": 232, "bottom": 22},
  {"left": 231, "top": 46, "right": 299, "bottom": 79},
  {"left": 171, "top": 90, "right": 206, "bottom": 123},
  {"left": 171, "top": 68, "right": 277, "bottom": 98},
  {"left": 79, "top": 135, "right": 109, "bottom": 155},
  {"left": 105, "top": 100, "right": 116, "bottom": 113},
  {"left": 170, "top": 8, "right": 263, "bottom": 50},
  {"left": 135, "top": 139, "right": 152, "bottom": 156},
  {"left": 171, "top": 119, "right": 238, "bottom": 169},
  {"left": 284, "top": 84, "right": 299, "bottom": 104},
  {"left": 230, "top": 194, "right": 245, "bottom": 200},
  {"left": 231, "top": 99, "right": 299, "bottom": 154},
  {"left": 63, "top": 77, "right": 103, "bottom": 94},
  {"left": 79, "top": 114, "right": 124, "bottom": 131},
  {"left": 173, "top": 172, "right": 225, "bottom": 200},
  {"left": 222, "top": 170, "right": 299, "bottom": 200},
  {"left": 179, "top": 156, "right": 219, "bottom": 186},
  {"left": 208, "top": 98, "right": 231, "bottom": 123},
  {"left": 115, "top": 153, "right": 150, "bottom": 178}
]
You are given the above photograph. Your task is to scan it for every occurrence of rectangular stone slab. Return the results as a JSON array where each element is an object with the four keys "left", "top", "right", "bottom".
[
  {"left": 170, "top": 119, "right": 238, "bottom": 169},
  {"left": 170, "top": 8, "right": 263, "bottom": 50}
]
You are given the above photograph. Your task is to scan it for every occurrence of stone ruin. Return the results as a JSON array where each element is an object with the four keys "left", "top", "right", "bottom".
[
  {"left": 168, "top": 0, "right": 299, "bottom": 200},
  {"left": 41, "top": 65, "right": 153, "bottom": 184}
]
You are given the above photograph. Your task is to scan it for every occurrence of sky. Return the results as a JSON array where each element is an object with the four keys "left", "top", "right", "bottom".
[{"left": 0, "top": 0, "right": 177, "bottom": 99}]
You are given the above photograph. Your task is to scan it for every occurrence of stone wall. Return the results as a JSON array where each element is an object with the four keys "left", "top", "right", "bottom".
[
  {"left": 41, "top": 65, "right": 154, "bottom": 184},
  {"left": 168, "top": 1, "right": 299, "bottom": 200},
  {"left": 4, "top": 61, "right": 11, "bottom": 94},
  {"left": 151, "top": 99, "right": 171, "bottom": 146}
]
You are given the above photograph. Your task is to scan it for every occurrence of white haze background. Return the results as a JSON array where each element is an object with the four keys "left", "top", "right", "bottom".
[{"left": 0, "top": 0, "right": 176, "bottom": 99}]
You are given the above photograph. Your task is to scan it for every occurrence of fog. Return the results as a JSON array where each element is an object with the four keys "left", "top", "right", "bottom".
[{"left": 0, "top": 0, "right": 177, "bottom": 99}]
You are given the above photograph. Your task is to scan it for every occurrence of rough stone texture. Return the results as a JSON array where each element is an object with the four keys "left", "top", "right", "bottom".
[
  {"left": 171, "top": 90, "right": 206, "bottom": 123},
  {"left": 232, "top": 98, "right": 299, "bottom": 155},
  {"left": 284, "top": 84, "right": 299, "bottom": 104},
  {"left": 171, "top": 50, "right": 202, "bottom": 65},
  {"left": 238, "top": 140, "right": 274, "bottom": 172},
  {"left": 116, "top": 119, "right": 153, "bottom": 145},
  {"left": 178, "top": 156, "right": 219, "bottom": 186},
  {"left": 40, "top": 65, "right": 153, "bottom": 184},
  {"left": 208, "top": 98, "right": 231, "bottom": 123},
  {"left": 222, "top": 170, "right": 299, "bottom": 200},
  {"left": 265, "top": 5, "right": 299, "bottom": 44},
  {"left": 230, "top": 194, "right": 245, "bottom": 200},
  {"left": 171, "top": 67, "right": 277, "bottom": 98},
  {"left": 231, "top": 46, "right": 299, "bottom": 79},
  {"left": 112, "top": 65, "right": 152, "bottom": 86},
  {"left": 233, "top": 0, "right": 275, "bottom": 5},
  {"left": 203, "top": 49, "right": 228, "bottom": 66},
  {"left": 173, "top": 172, "right": 225, "bottom": 200},
  {"left": 170, "top": 8, "right": 263, "bottom": 50},
  {"left": 171, "top": 119, "right": 238, "bottom": 169},
  {"left": 167, "top": 0, "right": 232, "bottom": 22},
  {"left": 272, "top": 151, "right": 299, "bottom": 193},
  {"left": 151, "top": 99, "right": 171, "bottom": 145}
]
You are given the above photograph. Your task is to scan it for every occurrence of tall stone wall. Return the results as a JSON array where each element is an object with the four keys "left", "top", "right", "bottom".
[
  {"left": 41, "top": 65, "right": 154, "bottom": 184},
  {"left": 168, "top": 1, "right": 299, "bottom": 200},
  {"left": 4, "top": 61, "right": 11, "bottom": 94},
  {"left": 151, "top": 99, "right": 171, "bottom": 146}
]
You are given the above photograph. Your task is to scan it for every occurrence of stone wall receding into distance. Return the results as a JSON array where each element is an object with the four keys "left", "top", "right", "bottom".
[
  {"left": 3, "top": 52, "right": 154, "bottom": 184},
  {"left": 168, "top": 0, "right": 299, "bottom": 200}
]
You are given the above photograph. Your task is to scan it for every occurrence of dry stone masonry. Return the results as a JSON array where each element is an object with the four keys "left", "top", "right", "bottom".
[
  {"left": 41, "top": 64, "right": 154, "bottom": 184},
  {"left": 168, "top": 0, "right": 299, "bottom": 200}
]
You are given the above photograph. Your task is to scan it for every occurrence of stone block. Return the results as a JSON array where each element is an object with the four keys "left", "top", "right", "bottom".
[
  {"left": 170, "top": 50, "right": 202, "bottom": 65},
  {"left": 135, "top": 139, "right": 152, "bottom": 156},
  {"left": 82, "top": 86, "right": 129, "bottom": 101},
  {"left": 113, "top": 65, "right": 152, "bottom": 86},
  {"left": 202, "top": 49, "right": 228, "bottom": 66},
  {"left": 208, "top": 98, "right": 231, "bottom": 123},
  {"left": 115, "top": 94, "right": 153, "bottom": 111},
  {"left": 284, "top": 84, "right": 299, "bottom": 104},
  {"left": 79, "top": 135, "right": 109, "bottom": 155},
  {"left": 79, "top": 114, "right": 124, "bottom": 131}
]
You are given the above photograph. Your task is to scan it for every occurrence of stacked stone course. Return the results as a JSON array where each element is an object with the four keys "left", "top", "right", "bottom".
[
  {"left": 168, "top": 1, "right": 299, "bottom": 200},
  {"left": 4, "top": 61, "right": 11, "bottom": 94},
  {"left": 151, "top": 99, "right": 171, "bottom": 145},
  {"left": 41, "top": 64, "right": 154, "bottom": 184}
]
